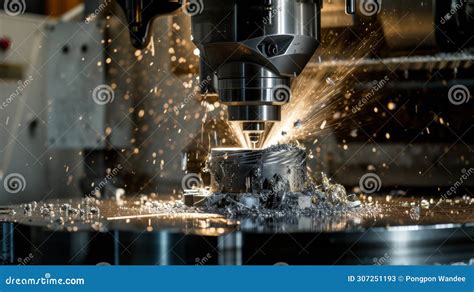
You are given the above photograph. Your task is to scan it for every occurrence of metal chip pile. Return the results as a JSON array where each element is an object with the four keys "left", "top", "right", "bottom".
[{"left": 203, "top": 173, "right": 378, "bottom": 219}]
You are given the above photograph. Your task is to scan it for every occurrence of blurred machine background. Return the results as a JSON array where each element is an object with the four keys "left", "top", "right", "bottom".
[
  {"left": 0, "top": 0, "right": 473, "bottom": 265},
  {"left": 1, "top": 0, "right": 472, "bottom": 205}
]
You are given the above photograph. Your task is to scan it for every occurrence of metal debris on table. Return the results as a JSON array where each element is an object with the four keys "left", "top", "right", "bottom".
[
  {"left": 0, "top": 194, "right": 472, "bottom": 235},
  {"left": 202, "top": 172, "right": 376, "bottom": 219}
]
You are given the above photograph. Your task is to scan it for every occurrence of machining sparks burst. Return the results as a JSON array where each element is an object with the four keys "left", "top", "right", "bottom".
[
  {"left": 263, "top": 34, "right": 380, "bottom": 148},
  {"left": 227, "top": 121, "right": 251, "bottom": 148},
  {"left": 224, "top": 29, "right": 381, "bottom": 149},
  {"left": 262, "top": 68, "right": 353, "bottom": 148}
]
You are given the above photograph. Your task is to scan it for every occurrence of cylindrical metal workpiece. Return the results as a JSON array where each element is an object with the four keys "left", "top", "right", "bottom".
[{"left": 209, "top": 146, "right": 307, "bottom": 194}]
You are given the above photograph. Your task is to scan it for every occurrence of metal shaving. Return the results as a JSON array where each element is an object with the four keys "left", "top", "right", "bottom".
[
  {"left": 18, "top": 198, "right": 104, "bottom": 229},
  {"left": 139, "top": 195, "right": 198, "bottom": 214},
  {"left": 202, "top": 173, "right": 379, "bottom": 219},
  {"left": 203, "top": 144, "right": 379, "bottom": 219}
]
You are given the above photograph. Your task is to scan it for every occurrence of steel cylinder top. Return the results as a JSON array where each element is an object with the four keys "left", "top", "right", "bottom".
[{"left": 209, "top": 145, "right": 307, "bottom": 194}]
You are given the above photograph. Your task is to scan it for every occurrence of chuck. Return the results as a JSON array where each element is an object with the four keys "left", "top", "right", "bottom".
[{"left": 191, "top": 0, "right": 322, "bottom": 144}]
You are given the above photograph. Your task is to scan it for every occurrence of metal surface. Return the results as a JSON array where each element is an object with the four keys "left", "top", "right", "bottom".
[
  {"left": 46, "top": 22, "right": 106, "bottom": 149},
  {"left": 191, "top": 0, "right": 321, "bottom": 142},
  {"left": 1, "top": 196, "right": 473, "bottom": 265},
  {"left": 345, "top": 0, "right": 355, "bottom": 14},
  {"left": 209, "top": 146, "right": 307, "bottom": 194},
  {"left": 115, "top": 0, "right": 182, "bottom": 49},
  {"left": 0, "top": 14, "right": 56, "bottom": 204},
  {"left": 46, "top": 19, "right": 132, "bottom": 149},
  {"left": 0, "top": 196, "right": 473, "bottom": 234}
]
